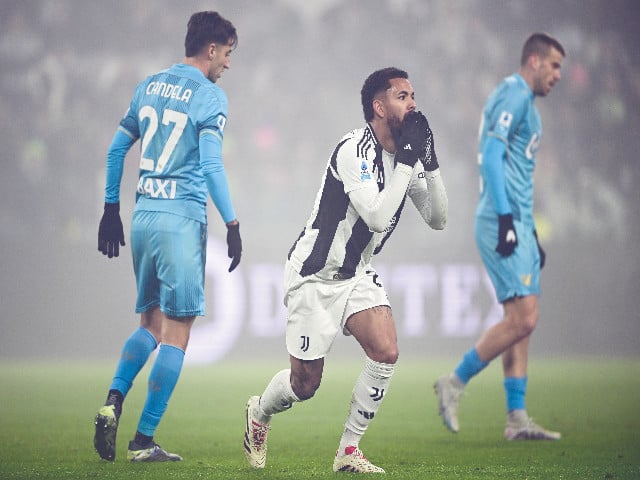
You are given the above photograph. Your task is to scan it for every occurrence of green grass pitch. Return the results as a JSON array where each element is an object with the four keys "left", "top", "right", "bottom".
[{"left": 0, "top": 357, "right": 638, "bottom": 479}]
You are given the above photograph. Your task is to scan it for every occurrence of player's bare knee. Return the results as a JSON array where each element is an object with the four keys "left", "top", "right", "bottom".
[
  {"left": 290, "top": 373, "right": 321, "bottom": 400},
  {"left": 382, "top": 345, "right": 399, "bottom": 364},
  {"left": 513, "top": 315, "right": 537, "bottom": 338},
  {"left": 291, "top": 378, "right": 320, "bottom": 400},
  {"left": 369, "top": 344, "right": 399, "bottom": 365}
]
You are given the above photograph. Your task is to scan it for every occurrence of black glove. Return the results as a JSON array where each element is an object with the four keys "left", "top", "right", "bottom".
[
  {"left": 496, "top": 214, "right": 517, "bottom": 257},
  {"left": 420, "top": 121, "right": 439, "bottom": 172},
  {"left": 98, "top": 202, "right": 125, "bottom": 258},
  {"left": 533, "top": 229, "right": 546, "bottom": 269},
  {"left": 226, "top": 222, "right": 242, "bottom": 272},
  {"left": 395, "top": 110, "right": 429, "bottom": 167}
]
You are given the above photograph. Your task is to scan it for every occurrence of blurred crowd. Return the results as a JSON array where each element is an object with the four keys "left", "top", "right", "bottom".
[{"left": 1, "top": 0, "right": 638, "bottom": 258}]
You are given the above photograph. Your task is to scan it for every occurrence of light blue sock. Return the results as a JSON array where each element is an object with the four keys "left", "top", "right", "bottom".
[
  {"left": 110, "top": 327, "right": 158, "bottom": 397},
  {"left": 504, "top": 376, "right": 527, "bottom": 412},
  {"left": 137, "top": 344, "right": 185, "bottom": 437},
  {"left": 454, "top": 348, "right": 489, "bottom": 384}
]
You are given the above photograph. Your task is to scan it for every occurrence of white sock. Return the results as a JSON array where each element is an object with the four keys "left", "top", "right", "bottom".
[
  {"left": 450, "top": 372, "right": 465, "bottom": 389},
  {"left": 337, "top": 428, "right": 361, "bottom": 455},
  {"left": 508, "top": 409, "right": 528, "bottom": 424},
  {"left": 339, "top": 357, "right": 395, "bottom": 453},
  {"left": 257, "top": 369, "right": 300, "bottom": 423}
]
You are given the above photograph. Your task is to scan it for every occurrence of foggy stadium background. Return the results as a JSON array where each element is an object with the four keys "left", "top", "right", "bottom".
[{"left": 0, "top": 0, "right": 638, "bottom": 363}]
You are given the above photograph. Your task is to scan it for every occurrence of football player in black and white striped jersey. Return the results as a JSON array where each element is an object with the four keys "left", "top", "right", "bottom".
[{"left": 244, "top": 67, "right": 447, "bottom": 473}]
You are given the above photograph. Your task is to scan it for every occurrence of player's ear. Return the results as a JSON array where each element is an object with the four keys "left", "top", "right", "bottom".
[
  {"left": 373, "top": 99, "right": 384, "bottom": 118},
  {"left": 208, "top": 43, "right": 216, "bottom": 60},
  {"left": 529, "top": 53, "right": 540, "bottom": 70}
]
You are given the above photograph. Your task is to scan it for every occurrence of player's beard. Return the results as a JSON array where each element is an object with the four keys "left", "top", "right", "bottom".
[{"left": 388, "top": 115, "right": 403, "bottom": 145}]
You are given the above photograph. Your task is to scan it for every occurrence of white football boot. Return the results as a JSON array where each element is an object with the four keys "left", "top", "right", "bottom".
[
  {"left": 333, "top": 446, "right": 385, "bottom": 473},
  {"left": 504, "top": 410, "right": 561, "bottom": 440},
  {"left": 434, "top": 373, "right": 464, "bottom": 433},
  {"left": 244, "top": 396, "right": 271, "bottom": 468}
]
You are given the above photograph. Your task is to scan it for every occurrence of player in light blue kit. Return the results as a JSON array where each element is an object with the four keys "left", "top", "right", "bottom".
[
  {"left": 435, "top": 33, "right": 565, "bottom": 440},
  {"left": 94, "top": 11, "right": 242, "bottom": 462}
]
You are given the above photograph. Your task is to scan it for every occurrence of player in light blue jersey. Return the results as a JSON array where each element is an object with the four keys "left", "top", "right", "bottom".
[
  {"left": 94, "top": 11, "right": 242, "bottom": 462},
  {"left": 435, "top": 33, "right": 565, "bottom": 441}
]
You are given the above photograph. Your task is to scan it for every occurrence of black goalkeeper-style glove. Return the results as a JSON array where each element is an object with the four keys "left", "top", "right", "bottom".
[
  {"left": 420, "top": 120, "right": 439, "bottom": 172},
  {"left": 395, "top": 110, "right": 430, "bottom": 168},
  {"left": 98, "top": 202, "right": 125, "bottom": 258},
  {"left": 533, "top": 229, "right": 546, "bottom": 269},
  {"left": 496, "top": 213, "right": 517, "bottom": 257},
  {"left": 226, "top": 222, "right": 242, "bottom": 272}
]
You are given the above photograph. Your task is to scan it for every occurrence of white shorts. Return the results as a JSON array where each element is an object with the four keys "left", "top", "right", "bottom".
[{"left": 284, "top": 261, "right": 390, "bottom": 360}]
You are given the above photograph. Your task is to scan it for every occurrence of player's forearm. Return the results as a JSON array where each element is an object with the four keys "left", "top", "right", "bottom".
[
  {"left": 349, "top": 164, "right": 413, "bottom": 233},
  {"left": 204, "top": 170, "right": 236, "bottom": 224},
  {"left": 410, "top": 169, "right": 448, "bottom": 230},
  {"left": 480, "top": 136, "right": 511, "bottom": 215},
  {"left": 104, "top": 129, "right": 135, "bottom": 203},
  {"left": 200, "top": 134, "right": 236, "bottom": 223}
]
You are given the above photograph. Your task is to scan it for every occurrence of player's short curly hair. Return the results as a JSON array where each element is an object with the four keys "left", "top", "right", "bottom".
[
  {"left": 361, "top": 67, "right": 409, "bottom": 122},
  {"left": 521, "top": 32, "right": 565, "bottom": 66},
  {"left": 185, "top": 11, "right": 237, "bottom": 57}
]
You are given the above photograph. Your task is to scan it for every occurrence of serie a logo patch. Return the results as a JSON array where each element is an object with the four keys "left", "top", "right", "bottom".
[{"left": 360, "top": 160, "right": 371, "bottom": 181}]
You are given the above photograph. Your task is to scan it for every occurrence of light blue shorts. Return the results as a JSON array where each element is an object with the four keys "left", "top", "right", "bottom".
[
  {"left": 475, "top": 216, "right": 541, "bottom": 303},
  {"left": 131, "top": 210, "right": 207, "bottom": 317}
]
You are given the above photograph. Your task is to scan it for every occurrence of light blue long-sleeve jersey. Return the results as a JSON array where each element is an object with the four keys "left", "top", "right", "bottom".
[
  {"left": 476, "top": 73, "right": 541, "bottom": 226},
  {"left": 105, "top": 63, "right": 236, "bottom": 224}
]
